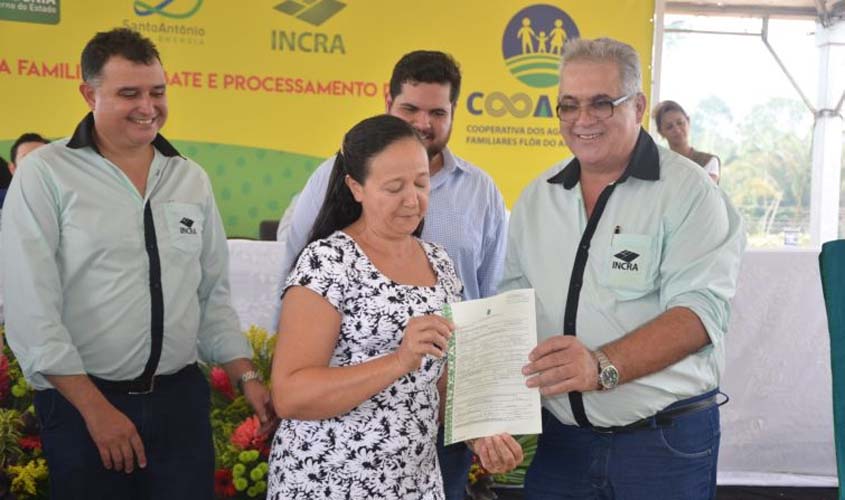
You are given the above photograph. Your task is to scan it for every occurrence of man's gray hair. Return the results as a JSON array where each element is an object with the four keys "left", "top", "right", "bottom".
[{"left": 560, "top": 38, "right": 642, "bottom": 95}]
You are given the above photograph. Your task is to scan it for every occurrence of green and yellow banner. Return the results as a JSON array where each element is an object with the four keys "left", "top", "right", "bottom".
[{"left": 0, "top": 1, "right": 654, "bottom": 237}]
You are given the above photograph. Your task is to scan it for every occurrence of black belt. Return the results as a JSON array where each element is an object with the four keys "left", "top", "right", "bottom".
[
  {"left": 89, "top": 363, "right": 197, "bottom": 395},
  {"left": 591, "top": 395, "right": 718, "bottom": 434}
]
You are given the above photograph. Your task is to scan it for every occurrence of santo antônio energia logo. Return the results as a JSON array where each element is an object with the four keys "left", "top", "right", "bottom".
[
  {"left": 502, "top": 4, "right": 580, "bottom": 88},
  {"left": 127, "top": 0, "right": 206, "bottom": 46},
  {"left": 133, "top": 0, "right": 203, "bottom": 19}
]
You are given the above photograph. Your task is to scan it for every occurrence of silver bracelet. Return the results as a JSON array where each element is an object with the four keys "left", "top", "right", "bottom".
[{"left": 237, "top": 369, "right": 262, "bottom": 392}]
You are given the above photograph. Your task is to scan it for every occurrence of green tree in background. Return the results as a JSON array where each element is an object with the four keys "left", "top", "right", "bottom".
[
  {"left": 693, "top": 96, "right": 813, "bottom": 246},
  {"left": 691, "top": 95, "right": 737, "bottom": 165}
]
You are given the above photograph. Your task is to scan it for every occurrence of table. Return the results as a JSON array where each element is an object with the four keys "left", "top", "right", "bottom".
[{"left": 718, "top": 249, "right": 836, "bottom": 486}]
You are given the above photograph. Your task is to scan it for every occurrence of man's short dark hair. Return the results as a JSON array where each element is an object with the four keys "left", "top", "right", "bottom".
[
  {"left": 81, "top": 28, "right": 161, "bottom": 83},
  {"left": 389, "top": 51, "right": 462, "bottom": 104},
  {"left": 10, "top": 133, "right": 49, "bottom": 163}
]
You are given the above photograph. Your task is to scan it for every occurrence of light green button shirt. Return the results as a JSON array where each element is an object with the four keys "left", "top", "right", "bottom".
[
  {"left": 1, "top": 114, "right": 251, "bottom": 390},
  {"left": 501, "top": 131, "right": 746, "bottom": 427}
]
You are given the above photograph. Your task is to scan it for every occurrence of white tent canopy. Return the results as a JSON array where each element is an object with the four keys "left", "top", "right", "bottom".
[{"left": 653, "top": 0, "right": 844, "bottom": 245}]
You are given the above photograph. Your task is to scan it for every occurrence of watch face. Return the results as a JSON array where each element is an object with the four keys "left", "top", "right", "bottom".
[{"left": 600, "top": 366, "right": 619, "bottom": 389}]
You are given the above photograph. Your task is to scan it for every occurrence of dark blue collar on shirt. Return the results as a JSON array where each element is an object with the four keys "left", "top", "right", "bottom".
[
  {"left": 547, "top": 127, "right": 661, "bottom": 190},
  {"left": 66, "top": 112, "right": 182, "bottom": 158}
]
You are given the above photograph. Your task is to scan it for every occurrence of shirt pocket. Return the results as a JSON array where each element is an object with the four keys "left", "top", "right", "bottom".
[
  {"left": 603, "top": 233, "right": 659, "bottom": 300},
  {"left": 163, "top": 202, "right": 204, "bottom": 254}
]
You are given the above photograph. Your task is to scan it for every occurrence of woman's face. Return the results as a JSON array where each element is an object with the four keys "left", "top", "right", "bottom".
[
  {"left": 348, "top": 137, "right": 430, "bottom": 238},
  {"left": 659, "top": 110, "right": 690, "bottom": 148}
]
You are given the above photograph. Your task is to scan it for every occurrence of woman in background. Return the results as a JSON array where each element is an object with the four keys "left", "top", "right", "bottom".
[
  {"left": 268, "top": 114, "right": 521, "bottom": 499},
  {"left": 654, "top": 100, "right": 721, "bottom": 183}
]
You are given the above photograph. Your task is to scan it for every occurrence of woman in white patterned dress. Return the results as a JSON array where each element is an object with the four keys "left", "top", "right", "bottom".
[{"left": 268, "top": 115, "right": 462, "bottom": 499}]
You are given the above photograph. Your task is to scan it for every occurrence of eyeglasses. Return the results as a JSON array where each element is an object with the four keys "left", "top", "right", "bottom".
[{"left": 555, "top": 94, "right": 635, "bottom": 123}]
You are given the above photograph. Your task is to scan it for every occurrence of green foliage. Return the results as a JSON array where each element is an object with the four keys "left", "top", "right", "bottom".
[
  {"left": 492, "top": 434, "right": 538, "bottom": 486},
  {"left": 211, "top": 396, "right": 252, "bottom": 467},
  {"left": 691, "top": 95, "right": 815, "bottom": 243},
  {"left": 691, "top": 95, "right": 737, "bottom": 164},
  {"left": 1, "top": 325, "right": 274, "bottom": 500},
  {"left": 207, "top": 327, "right": 275, "bottom": 499},
  {"left": 1, "top": 327, "right": 49, "bottom": 499},
  {"left": 0, "top": 408, "right": 23, "bottom": 467}
]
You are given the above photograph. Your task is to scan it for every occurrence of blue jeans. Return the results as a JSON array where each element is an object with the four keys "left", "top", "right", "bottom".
[
  {"left": 34, "top": 365, "right": 214, "bottom": 500},
  {"left": 525, "top": 391, "right": 720, "bottom": 500},
  {"left": 437, "top": 425, "right": 474, "bottom": 500}
]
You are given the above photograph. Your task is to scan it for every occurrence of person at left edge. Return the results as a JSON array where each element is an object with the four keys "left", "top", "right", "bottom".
[{"left": 1, "top": 28, "right": 275, "bottom": 500}]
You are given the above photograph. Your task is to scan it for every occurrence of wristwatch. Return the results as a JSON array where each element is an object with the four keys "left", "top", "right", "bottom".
[
  {"left": 595, "top": 350, "right": 619, "bottom": 391},
  {"left": 237, "top": 369, "right": 263, "bottom": 392}
]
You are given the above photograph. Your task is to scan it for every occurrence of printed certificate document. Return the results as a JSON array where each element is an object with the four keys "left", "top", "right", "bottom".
[{"left": 443, "top": 288, "right": 542, "bottom": 445}]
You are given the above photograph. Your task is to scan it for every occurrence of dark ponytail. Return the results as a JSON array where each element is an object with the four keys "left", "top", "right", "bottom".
[
  {"left": 307, "top": 152, "right": 361, "bottom": 243},
  {"left": 306, "top": 114, "right": 424, "bottom": 246}
]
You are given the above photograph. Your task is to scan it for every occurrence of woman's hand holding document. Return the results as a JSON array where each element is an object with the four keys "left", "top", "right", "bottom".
[{"left": 442, "top": 288, "right": 541, "bottom": 472}]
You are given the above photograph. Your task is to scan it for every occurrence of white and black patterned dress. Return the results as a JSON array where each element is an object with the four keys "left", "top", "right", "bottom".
[{"left": 268, "top": 231, "right": 463, "bottom": 500}]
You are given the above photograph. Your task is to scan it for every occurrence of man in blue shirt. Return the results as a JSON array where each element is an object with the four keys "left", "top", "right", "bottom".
[
  {"left": 2, "top": 28, "right": 274, "bottom": 500},
  {"left": 276, "top": 50, "right": 509, "bottom": 500},
  {"left": 489, "top": 37, "right": 745, "bottom": 499}
]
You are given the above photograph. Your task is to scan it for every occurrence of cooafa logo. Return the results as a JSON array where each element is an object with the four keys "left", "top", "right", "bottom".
[{"left": 467, "top": 91, "right": 554, "bottom": 118}]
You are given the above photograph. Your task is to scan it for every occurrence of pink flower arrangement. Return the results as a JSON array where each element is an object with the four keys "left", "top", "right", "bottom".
[
  {"left": 0, "top": 325, "right": 278, "bottom": 500},
  {"left": 210, "top": 366, "right": 236, "bottom": 400},
  {"left": 230, "top": 415, "right": 270, "bottom": 457},
  {"left": 18, "top": 435, "right": 41, "bottom": 452},
  {"left": 214, "top": 468, "right": 236, "bottom": 498},
  {"left": 205, "top": 326, "right": 276, "bottom": 498},
  {"left": 0, "top": 354, "right": 10, "bottom": 403}
]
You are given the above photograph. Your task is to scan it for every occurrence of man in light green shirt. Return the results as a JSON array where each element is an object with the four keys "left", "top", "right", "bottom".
[
  {"left": 491, "top": 38, "right": 745, "bottom": 499},
  {"left": 2, "top": 28, "right": 273, "bottom": 500}
]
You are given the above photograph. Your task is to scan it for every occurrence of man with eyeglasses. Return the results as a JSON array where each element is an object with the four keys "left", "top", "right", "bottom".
[{"left": 483, "top": 37, "right": 746, "bottom": 499}]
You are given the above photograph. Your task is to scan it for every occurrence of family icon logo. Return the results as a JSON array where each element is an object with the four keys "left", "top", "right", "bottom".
[
  {"left": 501, "top": 4, "right": 580, "bottom": 88},
  {"left": 274, "top": 0, "right": 346, "bottom": 26}
]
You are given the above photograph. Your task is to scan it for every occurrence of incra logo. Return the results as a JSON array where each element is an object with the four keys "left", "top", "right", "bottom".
[
  {"left": 180, "top": 217, "right": 197, "bottom": 234},
  {"left": 271, "top": 0, "right": 346, "bottom": 54},
  {"left": 274, "top": 0, "right": 345, "bottom": 26},
  {"left": 612, "top": 250, "right": 640, "bottom": 271}
]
